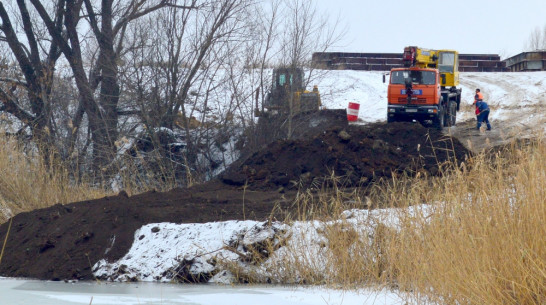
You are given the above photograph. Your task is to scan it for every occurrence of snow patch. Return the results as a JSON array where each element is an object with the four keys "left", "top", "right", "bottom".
[{"left": 93, "top": 205, "right": 432, "bottom": 284}]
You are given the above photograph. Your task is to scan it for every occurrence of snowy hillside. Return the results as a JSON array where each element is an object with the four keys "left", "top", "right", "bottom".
[{"left": 315, "top": 70, "right": 546, "bottom": 126}]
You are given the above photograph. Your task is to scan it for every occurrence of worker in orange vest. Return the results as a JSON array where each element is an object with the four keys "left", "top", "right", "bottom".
[
  {"left": 473, "top": 88, "right": 483, "bottom": 115},
  {"left": 475, "top": 98, "right": 492, "bottom": 131}
]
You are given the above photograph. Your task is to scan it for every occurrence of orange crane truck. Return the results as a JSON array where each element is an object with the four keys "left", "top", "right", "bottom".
[{"left": 384, "top": 46, "right": 462, "bottom": 129}]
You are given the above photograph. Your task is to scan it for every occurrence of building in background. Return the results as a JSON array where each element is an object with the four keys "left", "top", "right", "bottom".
[
  {"left": 504, "top": 50, "right": 546, "bottom": 72},
  {"left": 312, "top": 52, "right": 508, "bottom": 72}
]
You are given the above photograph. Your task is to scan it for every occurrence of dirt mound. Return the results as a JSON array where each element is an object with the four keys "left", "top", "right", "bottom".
[
  {"left": 221, "top": 122, "right": 471, "bottom": 190},
  {"left": 0, "top": 121, "right": 471, "bottom": 281},
  {"left": 0, "top": 181, "right": 296, "bottom": 281},
  {"left": 241, "top": 109, "right": 348, "bottom": 155}
]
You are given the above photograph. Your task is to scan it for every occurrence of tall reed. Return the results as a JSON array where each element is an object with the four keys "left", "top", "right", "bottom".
[
  {"left": 0, "top": 135, "right": 108, "bottom": 223},
  {"left": 313, "top": 137, "right": 545, "bottom": 303},
  {"left": 384, "top": 138, "right": 546, "bottom": 304},
  {"left": 258, "top": 137, "right": 544, "bottom": 304}
]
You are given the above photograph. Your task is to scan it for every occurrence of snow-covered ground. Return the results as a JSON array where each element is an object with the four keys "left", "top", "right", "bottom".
[
  {"left": 93, "top": 206, "right": 432, "bottom": 284},
  {"left": 315, "top": 70, "right": 546, "bottom": 127}
]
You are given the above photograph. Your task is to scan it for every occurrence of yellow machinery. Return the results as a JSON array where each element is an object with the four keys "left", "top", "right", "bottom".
[
  {"left": 255, "top": 67, "right": 321, "bottom": 117},
  {"left": 403, "top": 46, "right": 460, "bottom": 88}
]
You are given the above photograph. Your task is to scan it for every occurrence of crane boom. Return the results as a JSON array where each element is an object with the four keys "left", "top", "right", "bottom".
[{"left": 403, "top": 46, "right": 460, "bottom": 87}]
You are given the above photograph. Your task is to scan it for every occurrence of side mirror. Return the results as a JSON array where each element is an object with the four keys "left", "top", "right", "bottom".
[
  {"left": 404, "top": 78, "right": 413, "bottom": 93},
  {"left": 382, "top": 72, "right": 389, "bottom": 83}
]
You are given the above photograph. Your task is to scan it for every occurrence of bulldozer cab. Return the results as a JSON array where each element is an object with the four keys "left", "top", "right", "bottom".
[
  {"left": 269, "top": 68, "right": 305, "bottom": 107},
  {"left": 256, "top": 66, "right": 321, "bottom": 117},
  {"left": 265, "top": 67, "right": 306, "bottom": 111},
  {"left": 272, "top": 67, "right": 305, "bottom": 92}
]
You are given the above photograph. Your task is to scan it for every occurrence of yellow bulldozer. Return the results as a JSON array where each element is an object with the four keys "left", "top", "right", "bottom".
[
  {"left": 250, "top": 67, "right": 346, "bottom": 146},
  {"left": 255, "top": 67, "right": 321, "bottom": 117}
]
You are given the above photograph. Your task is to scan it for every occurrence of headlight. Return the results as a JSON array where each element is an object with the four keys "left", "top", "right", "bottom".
[{"left": 388, "top": 108, "right": 396, "bottom": 113}]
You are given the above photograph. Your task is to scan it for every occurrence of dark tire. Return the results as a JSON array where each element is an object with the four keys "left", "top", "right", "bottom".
[
  {"left": 433, "top": 110, "right": 444, "bottom": 130},
  {"left": 447, "top": 101, "right": 457, "bottom": 127},
  {"left": 387, "top": 116, "right": 396, "bottom": 123}
]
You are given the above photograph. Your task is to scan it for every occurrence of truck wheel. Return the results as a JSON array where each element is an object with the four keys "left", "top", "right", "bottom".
[
  {"left": 433, "top": 111, "right": 444, "bottom": 130},
  {"left": 387, "top": 116, "right": 396, "bottom": 123},
  {"left": 447, "top": 101, "right": 457, "bottom": 126}
]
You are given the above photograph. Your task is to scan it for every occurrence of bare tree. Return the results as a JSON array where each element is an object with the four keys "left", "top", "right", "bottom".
[
  {"left": 275, "top": 0, "right": 344, "bottom": 139},
  {"left": 0, "top": 0, "right": 345, "bottom": 187},
  {"left": 278, "top": 0, "right": 344, "bottom": 68},
  {"left": 0, "top": 0, "right": 63, "bottom": 163},
  {"left": 525, "top": 24, "right": 546, "bottom": 51},
  {"left": 116, "top": 0, "right": 256, "bottom": 183},
  {"left": 0, "top": 0, "right": 199, "bottom": 175}
]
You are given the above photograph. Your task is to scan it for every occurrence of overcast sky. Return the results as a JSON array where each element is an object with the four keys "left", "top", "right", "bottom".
[{"left": 315, "top": 0, "right": 546, "bottom": 59}]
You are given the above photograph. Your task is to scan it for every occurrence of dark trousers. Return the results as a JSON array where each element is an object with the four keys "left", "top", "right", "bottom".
[{"left": 477, "top": 109, "right": 491, "bottom": 130}]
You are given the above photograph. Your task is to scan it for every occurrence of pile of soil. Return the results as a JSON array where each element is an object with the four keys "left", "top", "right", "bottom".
[
  {"left": 241, "top": 109, "right": 349, "bottom": 154},
  {"left": 0, "top": 182, "right": 297, "bottom": 281},
  {"left": 222, "top": 122, "right": 470, "bottom": 190},
  {"left": 0, "top": 121, "right": 471, "bottom": 281}
]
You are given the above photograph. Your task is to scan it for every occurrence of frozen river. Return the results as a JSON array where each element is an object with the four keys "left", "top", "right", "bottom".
[{"left": 0, "top": 278, "right": 407, "bottom": 305}]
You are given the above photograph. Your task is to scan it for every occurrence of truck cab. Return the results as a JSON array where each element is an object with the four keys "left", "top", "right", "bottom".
[{"left": 387, "top": 67, "right": 442, "bottom": 123}]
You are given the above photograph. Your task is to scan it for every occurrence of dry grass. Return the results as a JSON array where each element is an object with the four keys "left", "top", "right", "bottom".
[
  {"left": 237, "top": 137, "right": 545, "bottom": 304},
  {"left": 0, "top": 135, "right": 110, "bottom": 223},
  {"left": 308, "top": 137, "right": 543, "bottom": 304},
  {"left": 383, "top": 138, "right": 546, "bottom": 304},
  {"left": 0, "top": 133, "right": 185, "bottom": 223}
]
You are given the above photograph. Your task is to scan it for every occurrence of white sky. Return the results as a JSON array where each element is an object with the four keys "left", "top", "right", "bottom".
[{"left": 315, "top": 0, "right": 546, "bottom": 59}]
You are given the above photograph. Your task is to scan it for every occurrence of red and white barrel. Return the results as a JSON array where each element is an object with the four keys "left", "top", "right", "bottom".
[{"left": 347, "top": 102, "right": 360, "bottom": 122}]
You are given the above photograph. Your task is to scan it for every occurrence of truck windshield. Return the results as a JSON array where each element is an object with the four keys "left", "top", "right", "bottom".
[
  {"left": 439, "top": 52, "right": 455, "bottom": 73},
  {"left": 390, "top": 70, "right": 436, "bottom": 85}
]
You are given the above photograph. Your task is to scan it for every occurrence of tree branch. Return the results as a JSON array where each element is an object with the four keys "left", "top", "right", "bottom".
[
  {"left": 0, "top": 78, "right": 28, "bottom": 88},
  {"left": 0, "top": 3, "right": 36, "bottom": 83},
  {"left": 82, "top": 0, "right": 103, "bottom": 41},
  {"left": 16, "top": 0, "right": 42, "bottom": 70},
  {"left": 0, "top": 88, "right": 36, "bottom": 125},
  {"left": 28, "top": 0, "right": 73, "bottom": 56},
  {"left": 113, "top": 0, "right": 199, "bottom": 37}
]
